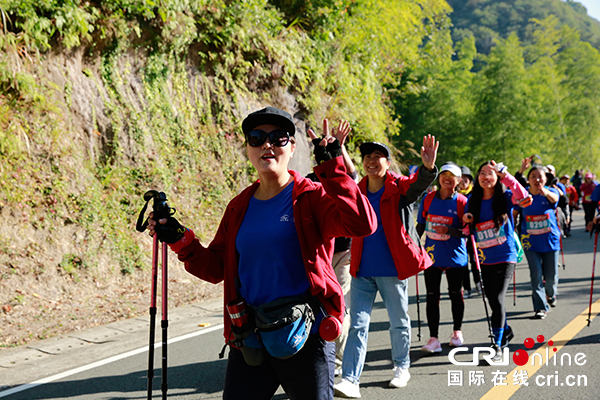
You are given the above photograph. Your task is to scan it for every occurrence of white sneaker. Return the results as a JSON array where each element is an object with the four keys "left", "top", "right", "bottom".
[
  {"left": 421, "top": 337, "right": 442, "bottom": 353},
  {"left": 334, "top": 366, "right": 342, "bottom": 377},
  {"left": 449, "top": 330, "right": 464, "bottom": 347},
  {"left": 334, "top": 378, "right": 361, "bottom": 398},
  {"left": 389, "top": 367, "right": 410, "bottom": 388}
]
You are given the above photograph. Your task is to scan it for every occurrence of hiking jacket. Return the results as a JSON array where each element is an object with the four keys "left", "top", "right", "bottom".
[
  {"left": 350, "top": 166, "right": 438, "bottom": 280},
  {"left": 171, "top": 156, "right": 377, "bottom": 343}
]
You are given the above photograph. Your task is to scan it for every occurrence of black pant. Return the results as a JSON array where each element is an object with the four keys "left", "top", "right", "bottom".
[
  {"left": 223, "top": 334, "right": 335, "bottom": 400},
  {"left": 424, "top": 267, "right": 465, "bottom": 338},
  {"left": 583, "top": 203, "right": 597, "bottom": 227},
  {"left": 480, "top": 262, "right": 515, "bottom": 328}
]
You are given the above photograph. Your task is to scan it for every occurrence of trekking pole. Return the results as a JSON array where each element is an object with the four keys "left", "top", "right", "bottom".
[
  {"left": 136, "top": 190, "right": 175, "bottom": 399},
  {"left": 513, "top": 270, "right": 516, "bottom": 307},
  {"left": 560, "top": 234, "right": 566, "bottom": 270},
  {"left": 415, "top": 273, "right": 422, "bottom": 341},
  {"left": 470, "top": 235, "right": 495, "bottom": 345},
  {"left": 588, "top": 225, "right": 599, "bottom": 326},
  {"left": 161, "top": 241, "right": 169, "bottom": 399},
  {"left": 147, "top": 234, "right": 159, "bottom": 399},
  {"left": 556, "top": 211, "right": 566, "bottom": 270}
]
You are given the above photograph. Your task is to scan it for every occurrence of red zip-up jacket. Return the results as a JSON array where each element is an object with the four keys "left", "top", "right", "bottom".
[
  {"left": 171, "top": 156, "right": 377, "bottom": 343},
  {"left": 351, "top": 166, "right": 437, "bottom": 279}
]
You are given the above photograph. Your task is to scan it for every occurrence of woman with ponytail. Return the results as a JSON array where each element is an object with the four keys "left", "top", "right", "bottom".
[{"left": 463, "top": 161, "right": 529, "bottom": 360}]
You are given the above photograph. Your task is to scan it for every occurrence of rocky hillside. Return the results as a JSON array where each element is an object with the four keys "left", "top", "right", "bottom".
[{"left": 0, "top": 0, "right": 448, "bottom": 346}]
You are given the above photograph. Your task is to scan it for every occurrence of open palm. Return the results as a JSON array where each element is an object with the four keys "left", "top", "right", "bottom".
[{"left": 421, "top": 135, "right": 439, "bottom": 170}]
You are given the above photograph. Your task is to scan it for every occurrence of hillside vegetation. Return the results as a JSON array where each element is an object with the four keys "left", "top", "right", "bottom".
[
  {"left": 0, "top": 0, "right": 599, "bottom": 347},
  {"left": 0, "top": 0, "right": 450, "bottom": 346}
]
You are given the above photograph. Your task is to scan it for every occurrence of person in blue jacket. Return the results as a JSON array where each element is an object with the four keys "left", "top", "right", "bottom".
[
  {"left": 520, "top": 166, "right": 561, "bottom": 320},
  {"left": 463, "top": 161, "right": 529, "bottom": 360},
  {"left": 416, "top": 162, "right": 468, "bottom": 353}
]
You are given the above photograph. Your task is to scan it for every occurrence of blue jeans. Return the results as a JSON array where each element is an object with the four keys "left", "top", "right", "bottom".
[
  {"left": 525, "top": 249, "right": 559, "bottom": 312},
  {"left": 341, "top": 276, "right": 410, "bottom": 384}
]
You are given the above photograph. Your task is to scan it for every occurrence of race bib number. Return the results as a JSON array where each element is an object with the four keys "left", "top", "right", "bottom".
[
  {"left": 425, "top": 214, "right": 452, "bottom": 241},
  {"left": 525, "top": 214, "right": 551, "bottom": 235},
  {"left": 475, "top": 220, "right": 507, "bottom": 249},
  {"left": 585, "top": 194, "right": 592, "bottom": 202}
]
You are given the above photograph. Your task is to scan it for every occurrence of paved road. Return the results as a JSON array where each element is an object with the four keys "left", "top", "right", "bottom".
[{"left": 1, "top": 211, "right": 599, "bottom": 399}]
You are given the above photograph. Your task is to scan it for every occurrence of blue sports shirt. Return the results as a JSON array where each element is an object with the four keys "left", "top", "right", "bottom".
[
  {"left": 357, "top": 186, "right": 398, "bottom": 277},
  {"left": 467, "top": 191, "right": 518, "bottom": 265},
  {"left": 520, "top": 187, "right": 561, "bottom": 253},
  {"left": 235, "top": 183, "right": 309, "bottom": 306},
  {"left": 417, "top": 193, "right": 467, "bottom": 268}
]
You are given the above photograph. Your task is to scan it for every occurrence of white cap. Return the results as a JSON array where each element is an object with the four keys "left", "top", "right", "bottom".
[
  {"left": 440, "top": 163, "right": 462, "bottom": 177},
  {"left": 546, "top": 164, "right": 555, "bottom": 173}
]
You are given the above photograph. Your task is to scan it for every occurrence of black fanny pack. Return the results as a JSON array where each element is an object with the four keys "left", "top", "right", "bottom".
[{"left": 253, "top": 296, "right": 317, "bottom": 360}]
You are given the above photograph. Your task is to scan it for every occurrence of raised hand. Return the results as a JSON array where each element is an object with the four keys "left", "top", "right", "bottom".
[
  {"left": 490, "top": 160, "right": 507, "bottom": 179},
  {"left": 308, "top": 118, "right": 334, "bottom": 147},
  {"left": 308, "top": 118, "right": 342, "bottom": 164},
  {"left": 421, "top": 134, "right": 439, "bottom": 171},
  {"left": 519, "top": 157, "right": 531, "bottom": 174},
  {"left": 333, "top": 120, "right": 351, "bottom": 146}
]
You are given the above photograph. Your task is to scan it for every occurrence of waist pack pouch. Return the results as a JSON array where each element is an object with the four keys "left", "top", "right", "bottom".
[
  {"left": 230, "top": 321, "right": 266, "bottom": 367},
  {"left": 254, "top": 296, "right": 316, "bottom": 359}
]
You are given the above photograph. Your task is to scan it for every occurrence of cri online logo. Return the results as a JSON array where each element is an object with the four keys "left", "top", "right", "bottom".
[
  {"left": 513, "top": 335, "right": 552, "bottom": 366},
  {"left": 449, "top": 334, "right": 585, "bottom": 366}
]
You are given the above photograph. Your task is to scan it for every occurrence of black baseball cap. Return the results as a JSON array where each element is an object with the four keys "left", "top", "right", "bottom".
[
  {"left": 242, "top": 106, "right": 296, "bottom": 136},
  {"left": 460, "top": 166, "right": 473, "bottom": 179},
  {"left": 359, "top": 142, "right": 391, "bottom": 160}
]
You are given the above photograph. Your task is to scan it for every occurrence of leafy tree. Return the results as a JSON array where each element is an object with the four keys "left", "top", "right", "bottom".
[
  {"left": 556, "top": 27, "right": 600, "bottom": 173},
  {"left": 447, "top": 0, "right": 600, "bottom": 55},
  {"left": 391, "top": 35, "right": 477, "bottom": 166}
]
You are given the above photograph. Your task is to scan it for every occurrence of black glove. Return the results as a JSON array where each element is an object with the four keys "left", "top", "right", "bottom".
[
  {"left": 155, "top": 216, "right": 186, "bottom": 243},
  {"left": 312, "top": 137, "right": 342, "bottom": 164},
  {"left": 592, "top": 221, "right": 600, "bottom": 237}
]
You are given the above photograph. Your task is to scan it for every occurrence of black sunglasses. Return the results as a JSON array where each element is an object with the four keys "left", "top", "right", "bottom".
[{"left": 246, "top": 129, "right": 290, "bottom": 147}]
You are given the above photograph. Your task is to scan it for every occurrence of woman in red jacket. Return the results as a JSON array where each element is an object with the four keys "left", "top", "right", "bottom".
[
  {"left": 581, "top": 173, "right": 597, "bottom": 230},
  {"left": 334, "top": 137, "right": 438, "bottom": 398},
  {"left": 148, "top": 107, "right": 376, "bottom": 400}
]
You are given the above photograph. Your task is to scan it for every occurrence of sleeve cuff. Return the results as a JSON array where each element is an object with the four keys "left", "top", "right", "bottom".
[{"left": 168, "top": 228, "right": 195, "bottom": 253}]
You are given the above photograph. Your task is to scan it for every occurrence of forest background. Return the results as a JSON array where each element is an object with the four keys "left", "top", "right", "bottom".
[{"left": 1, "top": 0, "right": 599, "bottom": 347}]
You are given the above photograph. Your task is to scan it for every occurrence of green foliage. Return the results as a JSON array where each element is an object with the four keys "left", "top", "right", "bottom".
[
  {"left": 394, "top": 13, "right": 600, "bottom": 176},
  {"left": 447, "top": 0, "right": 600, "bottom": 55}
]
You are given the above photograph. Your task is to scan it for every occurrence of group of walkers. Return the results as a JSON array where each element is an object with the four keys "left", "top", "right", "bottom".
[{"left": 146, "top": 106, "right": 600, "bottom": 400}]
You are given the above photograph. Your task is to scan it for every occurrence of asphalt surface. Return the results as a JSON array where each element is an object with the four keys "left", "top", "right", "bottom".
[{"left": 1, "top": 211, "right": 599, "bottom": 399}]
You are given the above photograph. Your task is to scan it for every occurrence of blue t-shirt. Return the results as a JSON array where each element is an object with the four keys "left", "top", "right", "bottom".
[
  {"left": 592, "top": 185, "right": 600, "bottom": 203},
  {"left": 357, "top": 186, "right": 398, "bottom": 277},
  {"left": 467, "top": 191, "right": 518, "bottom": 265},
  {"left": 235, "top": 183, "right": 309, "bottom": 307},
  {"left": 520, "top": 188, "right": 561, "bottom": 253},
  {"left": 417, "top": 193, "right": 467, "bottom": 268},
  {"left": 556, "top": 182, "right": 567, "bottom": 197}
]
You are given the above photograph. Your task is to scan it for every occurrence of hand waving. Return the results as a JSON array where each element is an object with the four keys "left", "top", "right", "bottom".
[
  {"left": 308, "top": 118, "right": 342, "bottom": 164},
  {"left": 333, "top": 120, "right": 351, "bottom": 146},
  {"left": 421, "top": 135, "right": 439, "bottom": 171},
  {"left": 490, "top": 160, "right": 507, "bottom": 179}
]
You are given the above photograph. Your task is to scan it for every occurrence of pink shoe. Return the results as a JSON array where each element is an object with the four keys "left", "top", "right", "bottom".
[
  {"left": 421, "top": 337, "right": 442, "bottom": 353},
  {"left": 449, "top": 330, "right": 464, "bottom": 347}
]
